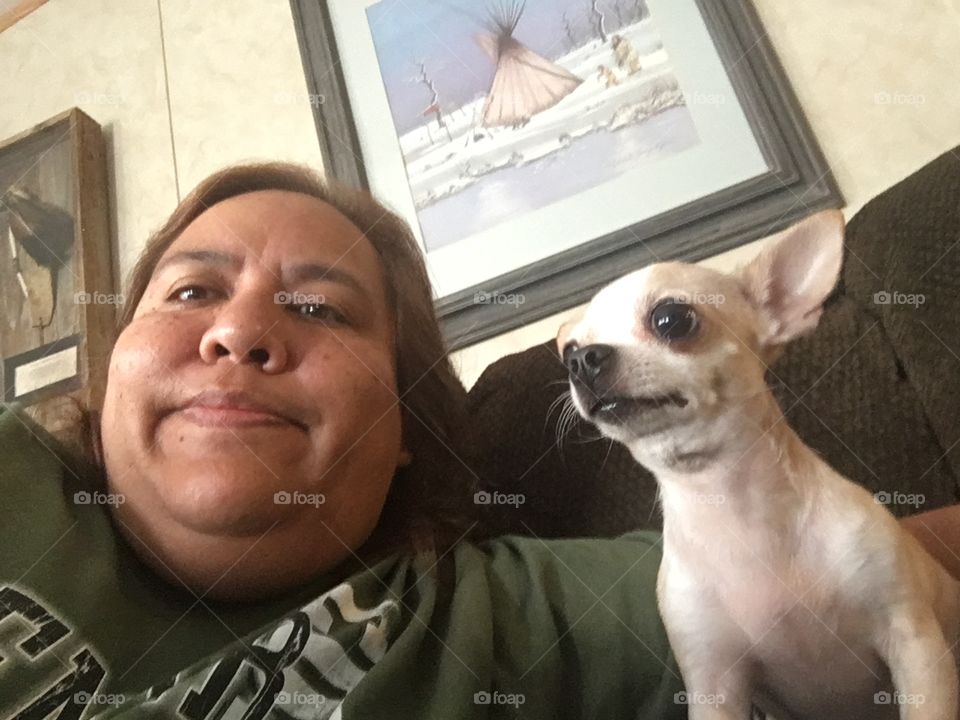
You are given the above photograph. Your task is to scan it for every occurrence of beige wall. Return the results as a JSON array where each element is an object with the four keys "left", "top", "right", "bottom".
[
  {"left": 0, "top": 0, "right": 323, "bottom": 285},
  {"left": 3, "top": 0, "right": 959, "bottom": 389}
]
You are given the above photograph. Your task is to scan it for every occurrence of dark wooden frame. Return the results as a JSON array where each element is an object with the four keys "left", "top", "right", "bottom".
[
  {"left": 290, "top": 0, "right": 842, "bottom": 349},
  {"left": 0, "top": 108, "right": 113, "bottom": 419}
]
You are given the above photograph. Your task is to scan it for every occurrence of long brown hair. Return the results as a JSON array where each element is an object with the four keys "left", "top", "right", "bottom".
[{"left": 56, "top": 162, "right": 481, "bottom": 564}]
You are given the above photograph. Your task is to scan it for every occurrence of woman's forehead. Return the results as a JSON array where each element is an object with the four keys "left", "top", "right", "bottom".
[{"left": 163, "top": 189, "right": 382, "bottom": 275}]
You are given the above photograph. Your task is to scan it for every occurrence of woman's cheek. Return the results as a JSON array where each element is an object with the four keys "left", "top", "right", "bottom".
[
  {"left": 319, "top": 333, "right": 398, "bottom": 394},
  {"left": 317, "top": 350, "right": 398, "bottom": 426},
  {"left": 114, "top": 317, "right": 201, "bottom": 382}
]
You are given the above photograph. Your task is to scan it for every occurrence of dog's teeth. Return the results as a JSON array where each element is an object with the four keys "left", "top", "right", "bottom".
[{"left": 590, "top": 393, "right": 687, "bottom": 418}]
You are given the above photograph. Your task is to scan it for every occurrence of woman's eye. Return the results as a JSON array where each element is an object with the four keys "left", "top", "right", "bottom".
[
  {"left": 168, "top": 285, "right": 212, "bottom": 303},
  {"left": 291, "top": 302, "right": 347, "bottom": 325}
]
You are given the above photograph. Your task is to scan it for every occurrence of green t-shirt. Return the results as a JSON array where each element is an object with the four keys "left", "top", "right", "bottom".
[{"left": 0, "top": 403, "right": 685, "bottom": 719}]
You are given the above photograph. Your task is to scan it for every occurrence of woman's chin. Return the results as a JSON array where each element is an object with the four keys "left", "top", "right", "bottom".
[
  {"left": 170, "top": 487, "right": 295, "bottom": 538},
  {"left": 110, "top": 496, "right": 343, "bottom": 601},
  {"left": 121, "top": 466, "right": 300, "bottom": 538}
]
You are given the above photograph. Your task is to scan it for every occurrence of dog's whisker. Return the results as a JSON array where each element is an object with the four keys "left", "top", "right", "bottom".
[
  {"left": 555, "top": 399, "right": 589, "bottom": 456},
  {"left": 570, "top": 425, "right": 606, "bottom": 444},
  {"left": 546, "top": 391, "right": 574, "bottom": 443},
  {"left": 556, "top": 401, "right": 578, "bottom": 453},
  {"left": 545, "top": 389, "right": 571, "bottom": 422},
  {"left": 645, "top": 484, "right": 662, "bottom": 525},
  {"left": 598, "top": 437, "right": 616, "bottom": 473},
  {"left": 551, "top": 400, "right": 568, "bottom": 448}
]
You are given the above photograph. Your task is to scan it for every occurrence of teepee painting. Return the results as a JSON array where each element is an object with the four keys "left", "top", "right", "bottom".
[
  {"left": 477, "top": 2, "right": 583, "bottom": 127},
  {"left": 366, "top": 0, "right": 700, "bottom": 252}
]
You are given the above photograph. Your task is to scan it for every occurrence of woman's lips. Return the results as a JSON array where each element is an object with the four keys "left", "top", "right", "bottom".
[
  {"left": 173, "top": 389, "right": 308, "bottom": 432},
  {"left": 178, "top": 405, "right": 299, "bottom": 430}
]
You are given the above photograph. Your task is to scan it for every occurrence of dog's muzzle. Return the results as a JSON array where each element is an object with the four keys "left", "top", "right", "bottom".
[
  {"left": 563, "top": 343, "right": 614, "bottom": 392},
  {"left": 564, "top": 342, "right": 689, "bottom": 424}
]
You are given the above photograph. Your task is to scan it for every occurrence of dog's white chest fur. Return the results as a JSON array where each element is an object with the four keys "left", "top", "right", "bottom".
[{"left": 659, "top": 489, "right": 900, "bottom": 719}]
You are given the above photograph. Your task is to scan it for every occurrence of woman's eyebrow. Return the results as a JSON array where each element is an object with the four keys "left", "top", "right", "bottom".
[
  {"left": 154, "top": 250, "right": 240, "bottom": 275},
  {"left": 285, "top": 262, "right": 365, "bottom": 295},
  {"left": 154, "top": 250, "right": 365, "bottom": 294}
]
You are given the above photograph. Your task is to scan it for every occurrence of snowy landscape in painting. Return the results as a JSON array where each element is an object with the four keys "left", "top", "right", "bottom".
[{"left": 367, "top": 0, "right": 700, "bottom": 252}]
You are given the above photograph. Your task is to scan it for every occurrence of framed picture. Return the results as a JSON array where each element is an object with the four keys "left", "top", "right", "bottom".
[
  {"left": 0, "top": 1, "right": 49, "bottom": 34},
  {"left": 0, "top": 108, "right": 113, "bottom": 417},
  {"left": 291, "top": 0, "right": 842, "bottom": 349}
]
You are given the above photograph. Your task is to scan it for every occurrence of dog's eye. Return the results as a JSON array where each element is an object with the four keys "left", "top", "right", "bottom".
[{"left": 650, "top": 299, "right": 699, "bottom": 341}]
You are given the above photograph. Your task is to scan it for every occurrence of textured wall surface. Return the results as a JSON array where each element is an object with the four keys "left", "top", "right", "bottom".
[{"left": 0, "top": 0, "right": 323, "bottom": 287}]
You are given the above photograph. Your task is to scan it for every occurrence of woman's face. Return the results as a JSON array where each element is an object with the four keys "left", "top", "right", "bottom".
[{"left": 100, "top": 190, "right": 406, "bottom": 600}]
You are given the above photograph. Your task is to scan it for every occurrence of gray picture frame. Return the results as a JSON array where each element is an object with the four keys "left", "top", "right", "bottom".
[{"left": 290, "top": 0, "right": 842, "bottom": 350}]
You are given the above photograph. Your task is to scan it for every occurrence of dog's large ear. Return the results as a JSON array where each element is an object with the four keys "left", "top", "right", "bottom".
[{"left": 737, "top": 209, "right": 845, "bottom": 347}]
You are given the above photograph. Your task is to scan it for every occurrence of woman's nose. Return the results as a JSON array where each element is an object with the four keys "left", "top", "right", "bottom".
[{"left": 198, "top": 294, "right": 289, "bottom": 373}]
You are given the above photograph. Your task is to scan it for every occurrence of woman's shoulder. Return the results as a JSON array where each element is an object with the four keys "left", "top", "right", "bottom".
[
  {"left": 449, "top": 529, "right": 665, "bottom": 611},
  {"left": 468, "top": 528, "right": 664, "bottom": 568},
  {"left": 409, "top": 529, "right": 680, "bottom": 719},
  {"left": 477, "top": 529, "right": 663, "bottom": 552},
  {"left": 1, "top": 400, "right": 86, "bottom": 460}
]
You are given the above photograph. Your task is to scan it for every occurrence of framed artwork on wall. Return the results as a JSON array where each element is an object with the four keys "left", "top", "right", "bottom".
[
  {"left": 0, "top": 0, "right": 49, "bottom": 34},
  {"left": 291, "top": 0, "right": 842, "bottom": 348},
  {"left": 0, "top": 108, "right": 114, "bottom": 419}
]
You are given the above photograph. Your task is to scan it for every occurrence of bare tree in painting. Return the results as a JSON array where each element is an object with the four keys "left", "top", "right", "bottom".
[
  {"left": 614, "top": 0, "right": 648, "bottom": 25},
  {"left": 633, "top": 0, "right": 650, "bottom": 22},
  {"left": 589, "top": 0, "right": 608, "bottom": 43},
  {"left": 612, "top": 1, "right": 625, "bottom": 29},
  {"left": 561, "top": 11, "right": 579, "bottom": 51},
  {"left": 413, "top": 60, "right": 453, "bottom": 144}
]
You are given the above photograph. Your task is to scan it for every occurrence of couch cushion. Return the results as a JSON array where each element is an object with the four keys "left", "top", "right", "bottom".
[{"left": 843, "top": 148, "right": 960, "bottom": 480}]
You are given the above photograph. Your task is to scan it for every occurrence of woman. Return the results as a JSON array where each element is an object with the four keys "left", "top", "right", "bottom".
[
  {"left": 1, "top": 162, "right": 955, "bottom": 719},
  {"left": 0, "top": 163, "right": 679, "bottom": 719}
]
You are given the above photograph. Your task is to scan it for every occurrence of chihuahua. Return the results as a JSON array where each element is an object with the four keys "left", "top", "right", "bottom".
[{"left": 558, "top": 210, "right": 960, "bottom": 720}]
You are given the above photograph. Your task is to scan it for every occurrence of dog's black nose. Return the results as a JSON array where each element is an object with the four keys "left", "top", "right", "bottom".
[{"left": 564, "top": 343, "right": 615, "bottom": 385}]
